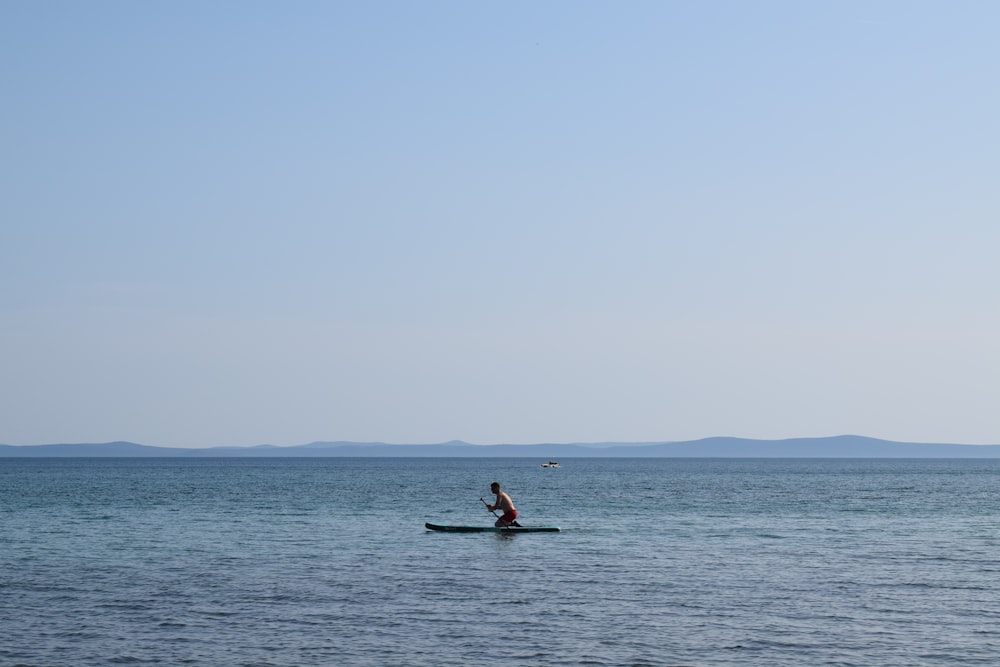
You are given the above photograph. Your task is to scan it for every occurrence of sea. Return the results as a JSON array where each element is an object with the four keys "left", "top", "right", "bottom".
[{"left": 2, "top": 457, "right": 999, "bottom": 667}]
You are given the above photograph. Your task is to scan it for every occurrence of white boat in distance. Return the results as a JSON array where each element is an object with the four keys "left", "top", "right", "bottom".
[{"left": 541, "top": 461, "right": 560, "bottom": 468}]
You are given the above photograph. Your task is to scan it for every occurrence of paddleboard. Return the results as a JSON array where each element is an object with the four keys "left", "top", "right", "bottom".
[{"left": 425, "top": 522, "right": 560, "bottom": 533}]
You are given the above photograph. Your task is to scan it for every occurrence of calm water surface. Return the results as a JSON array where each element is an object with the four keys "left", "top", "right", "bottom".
[{"left": 2, "top": 457, "right": 999, "bottom": 666}]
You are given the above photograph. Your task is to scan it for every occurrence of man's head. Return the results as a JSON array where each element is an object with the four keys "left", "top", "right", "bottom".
[{"left": 490, "top": 482, "right": 500, "bottom": 493}]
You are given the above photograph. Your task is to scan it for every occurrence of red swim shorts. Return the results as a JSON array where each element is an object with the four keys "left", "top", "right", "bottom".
[{"left": 500, "top": 509, "right": 518, "bottom": 524}]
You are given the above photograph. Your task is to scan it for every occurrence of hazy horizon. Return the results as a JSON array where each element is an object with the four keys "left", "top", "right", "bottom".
[{"left": 4, "top": 434, "right": 1000, "bottom": 452}]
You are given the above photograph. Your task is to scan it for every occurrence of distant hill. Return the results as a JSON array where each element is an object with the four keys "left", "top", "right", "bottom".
[
  {"left": 0, "top": 441, "right": 178, "bottom": 457},
  {"left": 2, "top": 436, "right": 1000, "bottom": 457}
]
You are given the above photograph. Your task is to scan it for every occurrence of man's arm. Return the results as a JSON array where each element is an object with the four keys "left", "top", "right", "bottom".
[{"left": 489, "top": 493, "right": 506, "bottom": 512}]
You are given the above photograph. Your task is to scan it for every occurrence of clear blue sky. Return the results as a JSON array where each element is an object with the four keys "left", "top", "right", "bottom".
[{"left": 3, "top": 1, "right": 998, "bottom": 447}]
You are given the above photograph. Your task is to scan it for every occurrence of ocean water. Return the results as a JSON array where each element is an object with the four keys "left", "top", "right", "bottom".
[{"left": 2, "top": 457, "right": 999, "bottom": 666}]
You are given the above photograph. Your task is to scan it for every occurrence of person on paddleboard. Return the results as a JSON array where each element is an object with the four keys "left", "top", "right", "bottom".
[{"left": 486, "top": 482, "right": 521, "bottom": 527}]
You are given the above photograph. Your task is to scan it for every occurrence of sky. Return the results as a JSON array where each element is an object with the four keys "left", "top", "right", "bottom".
[{"left": 2, "top": 1, "right": 999, "bottom": 448}]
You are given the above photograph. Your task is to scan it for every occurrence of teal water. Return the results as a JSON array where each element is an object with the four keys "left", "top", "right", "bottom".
[{"left": 2, "top": 458, "right": 999, "bottom": 666}]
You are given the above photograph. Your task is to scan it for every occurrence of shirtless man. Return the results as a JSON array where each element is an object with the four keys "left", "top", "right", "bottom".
[{"left": 486, "top": 481, "right": 521, "bottom": 527}]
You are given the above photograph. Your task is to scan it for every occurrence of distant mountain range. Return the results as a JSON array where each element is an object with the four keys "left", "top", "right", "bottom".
[{"left": 2, "top": 436, "right": 1000, "bottom": 457}]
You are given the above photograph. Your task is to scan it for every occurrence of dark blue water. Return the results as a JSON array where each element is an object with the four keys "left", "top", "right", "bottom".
[{"left": 2, "top": 458, "right": 999, "bottom": 666}]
